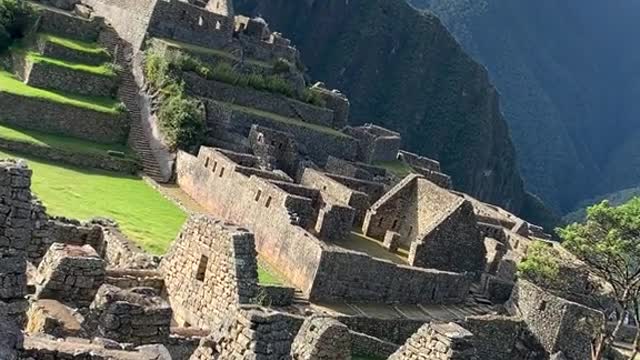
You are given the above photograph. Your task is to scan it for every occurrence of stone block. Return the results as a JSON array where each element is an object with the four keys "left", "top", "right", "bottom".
[{"left": 383, "top": 230, "right": 402, "bottom": 252}]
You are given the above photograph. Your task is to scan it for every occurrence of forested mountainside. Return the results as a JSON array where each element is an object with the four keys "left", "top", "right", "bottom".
[
  {"left": 235, "top": 0, "right": 555, "bottom": 227},
  {"left": 410, "top": 0, "right": 640, "bottom": 214}
]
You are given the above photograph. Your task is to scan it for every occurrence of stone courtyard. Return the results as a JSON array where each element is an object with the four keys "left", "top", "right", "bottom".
[{"left": 0, "top": 0, "right": 618, "bottom": 358}]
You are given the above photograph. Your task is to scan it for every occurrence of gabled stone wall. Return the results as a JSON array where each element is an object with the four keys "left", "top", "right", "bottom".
[
  {"left": 508, "top": 280, "right": 605, "bottom": 360},
  {"left": 290, "top": 316, "right": 351, "bottom": 360},
  {"left": 160, "top": 214, "right": 259, "bottom": 329}
]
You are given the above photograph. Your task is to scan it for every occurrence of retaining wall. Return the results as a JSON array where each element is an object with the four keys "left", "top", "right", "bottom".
[
  {"left": 25, "top": 60, "right": 118, "bottom": 97},
  {"left": 0, "top": 137, "right": 139, "bottom": 174},
  {"left": 0, "top": 92, "right": 128, "bottom": 144}
]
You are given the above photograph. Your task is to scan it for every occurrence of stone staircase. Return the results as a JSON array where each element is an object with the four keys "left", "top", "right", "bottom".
[{"left": 98, "top": 26, "right": 166, "bottom": 182}]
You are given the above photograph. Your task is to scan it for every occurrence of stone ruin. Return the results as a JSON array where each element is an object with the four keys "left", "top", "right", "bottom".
[{"left": 0, "top": 0, "right": 620, "bottom": 358}]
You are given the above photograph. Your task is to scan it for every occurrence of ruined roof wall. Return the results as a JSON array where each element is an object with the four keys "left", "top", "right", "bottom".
[{"left": 160, "top": 214, "right": 259, "bottom": 330}]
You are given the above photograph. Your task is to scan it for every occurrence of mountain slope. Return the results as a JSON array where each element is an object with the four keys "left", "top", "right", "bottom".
[
  {"left": 410, "top": 0, "right": 640, "bottom": 213},
  {"left": 235, "top": 0, "right": 548, "bottom": 223}
]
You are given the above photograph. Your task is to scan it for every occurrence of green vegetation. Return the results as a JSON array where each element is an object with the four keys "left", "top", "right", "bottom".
[
  {"left": 517, "top": 241, "right": 559, "bottom": 287},
  {"left": 39, "top": 33, "right": 110, "bottom": 58},
  {"left": 155, "top": 37, "right": 270, "bottom": 68},
  {"left": 256, "top": 258, "right": 284, "bottom": 285},
  {"left": 373, "top": 160, "right": 414, "bottom": 178},
  {"left": 353, "top": 355, "right": 385, "bottom": 360},
  {"left": 0, "top": 71, "right": 122, "bottom": 113},
  {"left": 0, "top": 149, "right": 187, "bottom": 254},
  {"left": 523, "top": 198, "right": 640, "bottom": 359},
  {"left": 0, "top": 0, "right": 33, "bottom": 53},
  {"left": 26, "top": 51, "right": 115, "bottom": 77},
  {"left": 221, "top": 101, "right": 350, "bottom": 138},
  {"left": 0, "top": 123, "right": 135, "bottom": 158}
]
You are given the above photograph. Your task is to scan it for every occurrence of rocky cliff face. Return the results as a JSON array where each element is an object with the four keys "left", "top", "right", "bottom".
[
  {"left": 411, "top": 0, "right": 640, "bottom": 214},
  {"left": 235, "top": 0, "right": 539, "bottom": 220}
]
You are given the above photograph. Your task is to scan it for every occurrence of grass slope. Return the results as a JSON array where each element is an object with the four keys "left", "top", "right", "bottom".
[
  {"left": 0, "top": 71, "right": 121, "bottom": 114},
  {"left": 0, "top": 123, "right": 134, "bottom": 158},
  {"left": 26, "top": 52, "right": 115, "bottom": 77},
  {"left": 156, "top": 37, "right": 270, "bottom": 68},
  {"left": 39, "top": 33, "right": 110, "bottom": 58},
  {"left": 0, "top": 149, "right": 186, "bottom": 254}
]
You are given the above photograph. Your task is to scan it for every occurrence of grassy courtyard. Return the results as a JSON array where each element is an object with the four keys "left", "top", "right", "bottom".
[{"left": 0, "top": 149, "right": 186, "bottom": 255}]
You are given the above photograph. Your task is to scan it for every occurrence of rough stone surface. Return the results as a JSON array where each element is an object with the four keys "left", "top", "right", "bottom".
[
  {"left": 290, "top": 316, "right": 351, "bottom": 360},
  {"left": 508, "top": 280, "right": 605, "bottom": 360},
  {"left": 0, "top": 300, "right": 23, "bottom": 360},
  {"left": 37, "top": 9, "right": 101, "bottom": 42},
  {"left": 363, "top": 174, "right": 486, "bottom": 274},
  {"left": 24, "top": 58, "right": 118, "bottom": 97},
  {"left": 389, "top": 322, "right": 477, "bottom": 360},
  {"left": 190, "top": 307, "right": 304, "bottom": 360},
  {"left": 85, "top": 284, "right": 172, "bottom": 345},
  {"left": 0, "top": 92, "right": 129, "bottom": 144},
  {"left": 160, "top": 214, "right": 259, "bottom": 329},
  {"left": 35, "top": 243, "right": 106, "bottom": 306}
]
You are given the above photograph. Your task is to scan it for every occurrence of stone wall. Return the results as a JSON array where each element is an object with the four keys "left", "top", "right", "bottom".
[
  {"left": 345, "top": 124, "right": 402, "bottom": 163},
  {"left": 0, "top": 137, "right": 139, "bottom": 175},
  {"left": 37, "top": 9, "right": 102, "bottom": 42},
  {"left": 185, "top": 74, "right": 336, "bottom": 128},
  {"left": 363, "top": 175, "right": 486, "bottom": 274},
  {"left": 190, "top": 307, "right": 304, "bottom": 360},
  {"left": 388, "top": 322, "right": 477, "bottom": 360},
  {"left": 38, "top": 36, "right": 109, "bottom": 66},
  {"left": 147, "top": 0, "right": 233, "bottom": 49},
  {"left": 176, "top": 149, "right": 471, "bottom": 304},
  {"left": 301, "top": 168, "right": 369, "bottom": 225},
  {"left": 325, "top": 156, "right": 387, "bottom": 181},
  {"left": 350, "top": 330, "right": 399, "bottom": 359},
  {"left": 290, "top": 316, "right": 351, "bottom": 360},
  {"left": 24, "top": 59, "right": 118, "bottom": 97},
  {"left": 204, "top": 100, "right": 360, "bottom": 165},
  {"left": 35, "top": 243, "right": 106, "bottom": 306},
  {"left": 86, "top": 284, "right": 172, "bottom": 345},
  {"left": 508, "top": 280, "right": 605, "bottom": 360},
  {"left": 238, "top": 33, "right": 299, "bottom": 64},
  {"left": 21, "top": 334, "right": 171, "bottom": 360},
  {"left": 160, "top": 214, "right": 259, "bottom": 329},
  {"left": 311, "top": 247, "right": 471, "bottom": 304},
  {"left": 0, "top": 92, "right": 129, "bottom": 144},
  {"left": 0, "top": 301, "right": 23, "bottom": 360},
  {"left": 103, "top": 225, "right": 159, "bottom": 269},
  {"left": 249, "top": 124, "right": 299, "bottom": 176},
  {"left": 397, "top": 150, "right": 441, "bottom": 172},
  {"left": 81, "top": 0, "right": 156, "bottom": 49},
  {"left": 104, "top": 269, "right": 164, "bottom": 292},
  {"left": 0, "top": 160, "right": 34, "bottom": 322}
]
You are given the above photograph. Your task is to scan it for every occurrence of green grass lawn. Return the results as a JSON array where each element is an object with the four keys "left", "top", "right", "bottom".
[
  {"left": 373, "top": 160, "right": 415, "bottom": 178},
  {"left": 257, "top": 258, "right": 285, "bottom": 285},
  {"left": 26, "top": 52, "right": 115, "bottom": 77},
  {"left": 39, "top": 33, "right": 110, "bottom": 58},
  {"left": 0, "top": 71, "right": 122, "bottom": 114},
  {"left": 0, "top": 123, "right": 135, "bottom": 158},
  {"left": 221, "top": 101, "right": 351, "bottom": 139},
  {"left": 0, "top": 149, "right": 186, "bottom": 255}
]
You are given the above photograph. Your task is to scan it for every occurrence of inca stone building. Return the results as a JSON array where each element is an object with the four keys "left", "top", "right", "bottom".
[{"left": 0, "top": 0, "right": 613, "bottom": 358}]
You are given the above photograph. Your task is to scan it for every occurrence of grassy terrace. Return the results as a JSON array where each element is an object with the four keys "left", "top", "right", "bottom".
[
  {"left": 373, "top": 160, "right": 415, "bottom": 178},
  {"left": 26, "top": 51, "right": 115, "bottom": 77},
  {"left": 0, "top": 71, "right": 121, "bottom": 114},
  {"left": 0, "top": 123, "right": 134, "bottom": 158},
  {"left": 0, "top": 149, "right": 186, "bottom": 255},
  {"left": 39, "top": 33, "right": 110, "bottom": 58},
  {"left": 221, "top": 101, "right": 350, "bottom": 139},
  {"left": 156, "top": 37, "right": 271, "bottom": 68}
]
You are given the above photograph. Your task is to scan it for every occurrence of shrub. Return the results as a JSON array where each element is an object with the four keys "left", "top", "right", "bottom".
[
  {"left": 272, "top": 58, "right": 292, "bottom": 74},
  {"left": 302, "top": 89, "right": 327, "bottom": 107},
  {"left": 157, "top": 83, "right": 205, "bottom": 151},
  {"left": 0, "top": 0, "right": 33, "bottom": 53}
]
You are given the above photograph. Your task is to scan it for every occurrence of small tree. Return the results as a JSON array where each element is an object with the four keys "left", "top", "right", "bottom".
[
  {"left": 0, "top": 0, "right": 33, "bottom": 53},
  {"left": 558, "top": 197, "right": 640, "bottom": 359}
]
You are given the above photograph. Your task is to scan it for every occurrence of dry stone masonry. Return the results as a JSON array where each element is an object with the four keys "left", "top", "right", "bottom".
[
  {"left": 290, "top": 316, "right": 351, "bottom": 360},
  {"left": 388, "top": 322, "right": 477, "bottom": 360},
  {"left": 35, "top": 243, "right": 106, "bottom": 306}
]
